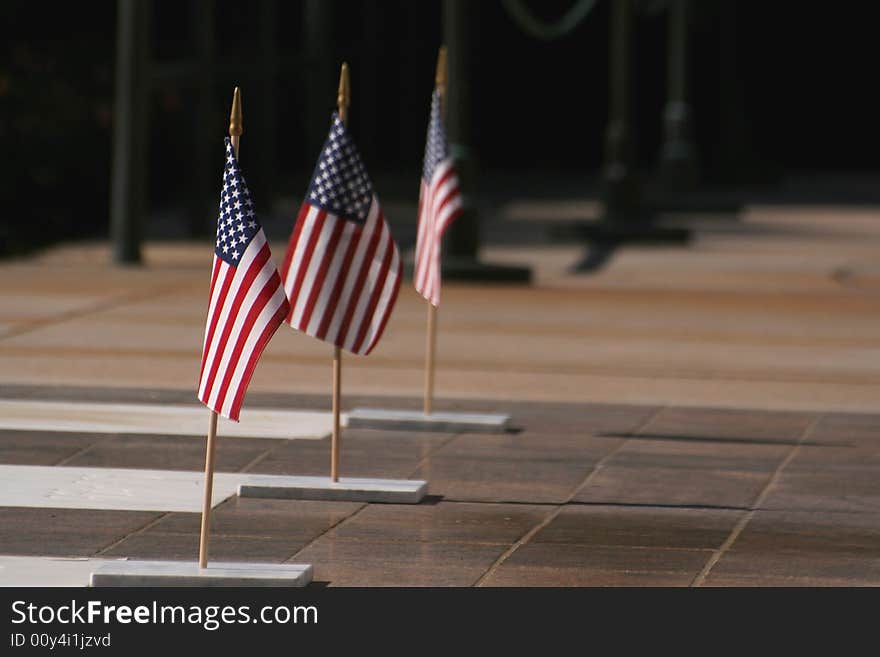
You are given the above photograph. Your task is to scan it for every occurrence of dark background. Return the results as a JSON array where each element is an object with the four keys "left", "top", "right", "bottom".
[{"left": 1, "top": 0, "right": 876, "bottom": 254}]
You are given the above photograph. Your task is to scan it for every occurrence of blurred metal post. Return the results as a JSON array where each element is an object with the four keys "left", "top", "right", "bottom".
[
  {"left": 303, "top": 0, "right": 333, "bottom": 161},
  {"left": 659, "top": 0, "right": 697, "bottom": 189},
  {"left": 110, "top": 0, "right": 151, "bottom": 264},
  {"left": 718, "top": 0, "right": 752, "bottom": 180},
  {"left": 258, "top": 0, "right": 277, "bottom": 207},
  {"left": 189, "top": 0, "right": 215, "bottom": 237},
  {"left": 442, "top": 0, "right": 477, "bottom": 263},
  {"left": 442, "top": 0, "right": 530, "bottom": 282},
  {"left": 602, "top": 0, "right": 637, "bottom": 223}
]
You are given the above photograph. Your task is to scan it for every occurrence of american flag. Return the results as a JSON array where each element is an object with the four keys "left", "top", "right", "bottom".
[
  {"left": 280, "top": 114, "right": 401, "bottom": 356},
  {"left": 414, "top": 89, "right": 462, "bottom": 307},
  {"left": 197, "top": 138, "right": 289, "bottom": 421}
]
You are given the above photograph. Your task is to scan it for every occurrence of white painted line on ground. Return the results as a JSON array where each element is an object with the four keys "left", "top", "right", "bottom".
[
  {"left": 0, "top": 400, "right": 334, "bottom": 440},
  {"left": 0, "top": 465, "right": 425, "bottom": 512},
  {"left": 0, "top": 465, "right": 239, "bottom": 512},
  {"left": 0, "top": 556, "right": 117, "bottom": 587},
  {"left": 0, "top": 556, "right": 314, "bottom": 587}
]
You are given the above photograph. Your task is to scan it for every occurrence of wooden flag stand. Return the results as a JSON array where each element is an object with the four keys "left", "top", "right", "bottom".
[
  {"left": 423, "top": 302, "right": 437, "bottom": 415},
  {"left": 89, "top": 88, "right": 314, "bottom": 586},
  {"left": 346, "top": 47, "right": 510, "bottom": 435},
  {"left": 196, "top": 86, "right": 244, "bottom": 570},
  {"left": 422, "top": 46, "right": 446, "bottom": 418},
  {"left": 198, "top": 410, "right": 219, "bottom": 568},
  {"left": 329, "top": 63, "right": 350, "bottom": 483},
  {"left": 234, "top": 64, "right": 425, "bottom": 505}
]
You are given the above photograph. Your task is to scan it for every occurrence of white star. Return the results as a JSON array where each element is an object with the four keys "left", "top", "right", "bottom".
[
  {"left": 248, "top": 220, "right": 257, "bottom": 229},
  {"left": 232, "top": 250, "right": 240, "bottom": 259}
]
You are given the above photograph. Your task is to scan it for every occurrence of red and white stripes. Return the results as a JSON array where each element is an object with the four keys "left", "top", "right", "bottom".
[
  {"left": 280, "top": 195, "right": 402, "bottom": 356},
  {"left": 197, "top": 230, "right": 289, "bottom": 421},
  {"left": 414, "top": 158, "right": 462, "bottom": 307}
]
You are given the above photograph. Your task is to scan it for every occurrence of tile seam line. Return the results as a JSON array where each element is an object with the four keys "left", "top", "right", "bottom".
[
  {"left": 407, "top": 431, "right": 464, "bottom": 479},
  {"left": 239, "top": 448, "right": 275, "bottom": 474},
  {"left": 282, "top": 432, "right": 462, "bottom": 566},
  {"left": 0, "top": 382, "right": 873, "bottom": 417},
  {"left": 283, "top": 502, "right": 367, "bottom": 566},
  {"left": 473, "top": 406, "right": 666, "bottom": 587},
  {"left": 690, "top": 413, "right": 823, "bottom": 587},
  {"left": 93, "top": 495, "right": 237, "bottom": 558},
  {"left": 300, "top": 535, "right": 717, "bottom": 552},
  {"left": 436, "top": 498, "right": 754, "bottom": 512},
  {"left": 92, "top": 512, "right": 172, "bottom": 557},
  {"left": 6, "top": 347, "right": 880, "bottom": 387},
  {"left": 0, "top": 284, "right": 183, "bottom": 342},
  {"left": 53, "top": 433, "right": 121, "bottom": 467}
]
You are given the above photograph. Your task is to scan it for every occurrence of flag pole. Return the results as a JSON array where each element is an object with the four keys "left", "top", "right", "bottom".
[
  {"left": 198, "top": 410, "right": 218, "bottom": 569},
  {"left": 198, "top": 86, "right": 242, "bottom": 569},
  {"left": 423, "top": 46, "right": 447, "bottom": 417},
  {"left": 330, "top": 64, "right": 350, "bottom": 482}
]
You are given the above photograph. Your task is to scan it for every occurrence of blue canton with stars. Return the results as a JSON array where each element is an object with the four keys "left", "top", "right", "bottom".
[
  {"left": 422, "top": 90, "right": 449, "bottom": 183},
  {"left": 306, "top": 113, "right": 374, "bottom": 224},
  {"left": 216, "top": 138, "right": 260, "bottom": 266}
]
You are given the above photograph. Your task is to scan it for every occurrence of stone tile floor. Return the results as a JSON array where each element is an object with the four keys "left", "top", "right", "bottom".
[
  {"left": 1, "top": 201, "right": 879, "bottom": 586},
  {"left": 0, "top": 385, "right": 877, "bottom": 586}
]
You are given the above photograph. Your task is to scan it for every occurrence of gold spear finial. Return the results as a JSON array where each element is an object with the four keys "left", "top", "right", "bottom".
[
  {"left": 229, "top": 86, "right": 243, "bottom": 137},
  {"left": 337, "top": 62, "right": 350, "bottom": 124},
  {"left": 229, "top": 86, "right": 243, "bottom": 157},
  {"left": 435, "top": 45, "right": 448, "bottom": 96}
]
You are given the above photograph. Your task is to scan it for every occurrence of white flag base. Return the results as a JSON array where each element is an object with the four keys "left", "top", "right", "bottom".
[
  {"left": 346, "top": 408, "right": 510, "bottom": 434},
  {"left": 238, "top": 475, "right": 427, "bottom": 504},
  {"left": 90, "top": 560, "right": 313, "bottom": 587}
]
